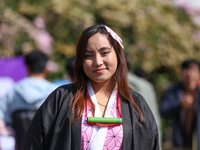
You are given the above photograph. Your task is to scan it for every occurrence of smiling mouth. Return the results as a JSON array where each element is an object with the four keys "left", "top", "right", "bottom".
[{"left": 93, "top": 68, "right": 106, "bottom": 73}]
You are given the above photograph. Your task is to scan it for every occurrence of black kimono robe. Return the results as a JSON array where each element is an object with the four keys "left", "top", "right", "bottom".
[{"left": 20, "top": 83, "right": 159, "bottom": 150}]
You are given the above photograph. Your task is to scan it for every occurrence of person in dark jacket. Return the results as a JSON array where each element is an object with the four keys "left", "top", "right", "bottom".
[
  {"left": 20, "top": 25, "right": 159, "bottom": 150},
  {"left": 161, "top": 59, "right": 200, "bottom": 149}
]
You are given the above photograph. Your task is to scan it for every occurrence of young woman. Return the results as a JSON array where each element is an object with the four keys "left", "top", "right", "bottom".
[{"left": 20, "top": 25, "right": 159, "bottom": 150}]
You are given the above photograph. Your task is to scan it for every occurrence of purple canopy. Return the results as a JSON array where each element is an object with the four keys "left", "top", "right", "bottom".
[{"left": 0, "top": 56, "right": 28, "bottom": 82}]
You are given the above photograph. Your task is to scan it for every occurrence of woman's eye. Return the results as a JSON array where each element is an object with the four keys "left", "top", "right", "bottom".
[
  {"left": 102, "top": 52, "right": 110, "bottom": 56},
  {"left": 85, "top": 55, "right": 92, "bottom": 58}
]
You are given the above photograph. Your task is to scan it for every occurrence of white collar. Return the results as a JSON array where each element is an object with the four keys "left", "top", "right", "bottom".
[{"left": 87, "top": 81, "right": 118, "bottom": 150}]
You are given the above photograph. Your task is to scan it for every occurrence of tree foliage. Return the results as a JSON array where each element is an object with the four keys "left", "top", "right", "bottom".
[{"left": 0, "top": 0, "right": 200, "bottom": 96}]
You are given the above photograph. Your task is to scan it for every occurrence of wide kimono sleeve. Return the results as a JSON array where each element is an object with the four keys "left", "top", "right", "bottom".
[
  {"left": 19, "top": 84, "right": 74, "bottom": 150},
  {"left": 137, "top": 93, "right": 160, "bottom": 150},
  {"left": 122, "top": 90, "right": 160, "bottom": 150}
]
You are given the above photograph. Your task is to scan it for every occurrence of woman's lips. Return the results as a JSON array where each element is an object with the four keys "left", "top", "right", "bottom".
[{"left": 93, "top": 68, "right": 106, "bottom": 73}]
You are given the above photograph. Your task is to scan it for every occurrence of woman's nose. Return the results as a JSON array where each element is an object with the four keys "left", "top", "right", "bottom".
[{"left": 94, "top": 54, "right": 103, "bottom": 67}]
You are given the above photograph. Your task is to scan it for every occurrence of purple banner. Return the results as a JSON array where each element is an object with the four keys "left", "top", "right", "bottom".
[{"left": 0, "top": 56, "right": 27, "bottom": 82}]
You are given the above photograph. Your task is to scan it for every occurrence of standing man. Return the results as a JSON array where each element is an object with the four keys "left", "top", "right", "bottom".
[
  {"left": 0, "top": 51, "right": 58, "bottom": 149},
  {"left": 161, "top": 59, "right": 200, "bottom": 149}
]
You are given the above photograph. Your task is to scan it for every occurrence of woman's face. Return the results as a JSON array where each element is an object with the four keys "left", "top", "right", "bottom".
[{"left": 83, "top": 32, "right": 118, "bottom": 85}]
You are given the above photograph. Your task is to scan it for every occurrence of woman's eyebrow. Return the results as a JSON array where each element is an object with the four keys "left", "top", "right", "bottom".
[
  {"left": 85, "top": 47, "right": 111, "bottom": 52},
  {"left": 85, "top": 50, "right": 92, "bottom": 53},
  {"left": 98, "top": 47, "right": 111, "bottom": 51}
]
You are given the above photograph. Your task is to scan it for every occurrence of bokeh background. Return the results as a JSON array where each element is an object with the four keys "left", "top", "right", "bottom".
[{"left": 0, "top": 0, "right": 200, "bottom": 149}]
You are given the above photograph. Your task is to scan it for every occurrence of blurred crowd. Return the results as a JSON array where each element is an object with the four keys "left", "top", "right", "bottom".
[{"left": 0, "top": 50, "right": 200, "bottom": 150}]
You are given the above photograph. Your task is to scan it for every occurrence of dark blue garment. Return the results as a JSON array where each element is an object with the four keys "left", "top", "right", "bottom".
[{"left": 160, "top": 83, "right": 200, "bottom": 149}]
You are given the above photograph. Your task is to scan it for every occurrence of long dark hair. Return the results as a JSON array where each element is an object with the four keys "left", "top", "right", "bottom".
[{"left": 72, "top": 25, "right": 143, "bottom": 124}]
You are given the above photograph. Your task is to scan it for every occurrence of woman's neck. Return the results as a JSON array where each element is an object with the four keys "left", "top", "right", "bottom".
[
  {"left": 90, "top": 78, "right": 115, "bottom": 97},
  {"left": 89, "top": 78, "right": 116, "bottom": 117}
]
